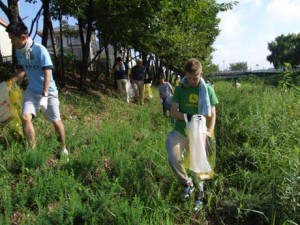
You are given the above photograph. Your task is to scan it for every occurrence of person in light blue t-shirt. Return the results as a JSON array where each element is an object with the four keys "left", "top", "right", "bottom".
[
  {"left": 15, "top": 41, "right": 57, "bottom": 94},
  {"left": 6, "top": 22, "right": 68, "bottom": 159}
]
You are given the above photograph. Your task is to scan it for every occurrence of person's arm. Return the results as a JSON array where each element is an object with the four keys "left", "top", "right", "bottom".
[
  {"left": 170, "top": 83, "right": 174, "bottom": 95},
  {"left": 206, "top": 106, "right": 216, "bottom": 135},
  {"left": 170, "top": 102, "right": 185, "bottom": 120},
  {"left": 9, "top": 67, "right": 26, "bottom": 85},
  {"left": 43, "top": 69, "right": 51, "bottom": 96}
]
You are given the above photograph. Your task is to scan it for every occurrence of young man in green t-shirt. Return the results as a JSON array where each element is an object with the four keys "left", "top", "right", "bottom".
[{"left": 166, "top": 58, "right": 218, "bottom": 210}]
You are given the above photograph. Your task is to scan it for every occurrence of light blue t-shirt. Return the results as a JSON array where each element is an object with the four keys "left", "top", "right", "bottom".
[{"left": 16, "top": 42, "right": 57, "bottom": 94}]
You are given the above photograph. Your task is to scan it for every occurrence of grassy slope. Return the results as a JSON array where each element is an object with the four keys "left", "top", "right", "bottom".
[
  {"left": 0, "top": 79, "right": 299, "bottom": 225},
  {"left": 1, "top": 82, "right": 206, "bottom": 225}
]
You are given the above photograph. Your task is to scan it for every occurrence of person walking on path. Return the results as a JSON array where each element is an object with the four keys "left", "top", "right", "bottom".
[
  {"left": 130, "top": 58, "right": 146, "bottom": 105},
  {"left": 166, "top": 58, "right": 219, "bottom": 210},
  {"left": 113, "top": 57, "right": 130, "bottom": 103},
  {"left": 6, "top": 22, "right": 68, "bottom": 159},
  {"left": 158, "top": 76, "right": 174, "bottom": 116}
]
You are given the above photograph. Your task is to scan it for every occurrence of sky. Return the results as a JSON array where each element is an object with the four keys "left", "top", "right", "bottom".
[
  {"left": 214, "top": 0, "right": 300, "bottom": 70},
  {"left": 1, "top": 0, "right": 300, "bottom": 71}
]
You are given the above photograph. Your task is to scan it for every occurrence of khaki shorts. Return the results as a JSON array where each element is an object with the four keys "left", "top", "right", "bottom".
[{"left": 22, "top": 89, "right": 61, "bottom": 122}]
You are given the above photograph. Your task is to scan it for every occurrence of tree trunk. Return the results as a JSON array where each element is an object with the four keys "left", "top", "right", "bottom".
[
  {"left": 41, "top": 0, "right": 50, "bottom": 47},
  {"left": 58, "top": 8, "right": 65, "bottom": 82},
  {"left": 104, "top": 41, "right": 110, "bottom": 77},
  {"left": 8, "top": 0, "right": 19, "bottom": 22},
  {"left": 49, "top": 20, "right": 60, "bottom": 82},
  {"left": 7, "top": 0, "right": 20, "bottom": 69}
]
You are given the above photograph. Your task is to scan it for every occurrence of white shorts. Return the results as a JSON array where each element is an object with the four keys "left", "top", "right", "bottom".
[{"left": 22, "top": 89, "right": 61, "bottom": 122}]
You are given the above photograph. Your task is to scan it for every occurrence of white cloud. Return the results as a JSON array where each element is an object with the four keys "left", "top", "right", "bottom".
[
  {"left": 217, "top": 11, "right": 244, "bottom": 42},
  {"left": 213, "top": 0, "right": 300, "bottom": 70},
  {"left": 240, "top": 0, "right": 262, "bottom": 7},
  {"left": 266, "top": 0, "right": 300, "bottom": 23}
]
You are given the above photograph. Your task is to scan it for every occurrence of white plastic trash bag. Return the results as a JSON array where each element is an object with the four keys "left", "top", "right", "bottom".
[
  {"left": 0, "top": 82, "right": 13, "bottom": 122},
  {"left": 127, "top": 80, "right": 135, "bottom": 99},
  {"left": 184, "top": 114, "right": 212, "bottom": 176}
]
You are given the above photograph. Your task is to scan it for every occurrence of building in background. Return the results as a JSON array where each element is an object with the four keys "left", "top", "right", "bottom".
[
  {"left": 0, "top": 17, "right": 12, "bottom": 62},
  {"left": 37, "top": 25, "right": 99, "bottom": 71}
]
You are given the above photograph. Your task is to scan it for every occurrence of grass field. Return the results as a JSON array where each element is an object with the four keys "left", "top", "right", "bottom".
[{"left": 0, "top": 78, "right": 299, "bottom": 225}]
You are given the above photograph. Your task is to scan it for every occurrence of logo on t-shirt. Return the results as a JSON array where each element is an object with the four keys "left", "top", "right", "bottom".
[
  {"left": 24, "top": 64, "right": 40, "bottom": 70},
  {"left": 189, "top": 94, "right": 198, "bottom": 104}
]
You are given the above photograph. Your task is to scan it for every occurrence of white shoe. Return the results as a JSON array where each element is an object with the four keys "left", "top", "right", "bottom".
[{"left": 61, "top": 148, "right": 69, "bottom": 162}]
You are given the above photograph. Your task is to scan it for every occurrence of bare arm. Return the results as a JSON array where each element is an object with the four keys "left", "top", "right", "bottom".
[
  {"left": 170, "top": 102, "right": 185, "bottom": 120},
  {"left": 9, "top": 68, "right": 26, "bottom": 85},
  {"left": 206, "top": 106, "right": 216, "bottom": 135},
  {"left": 43, "top": 69, "right": 51, "bottom": 96},
  {"left": 170, "top": 86, "right": 174, "bottom": 95}
]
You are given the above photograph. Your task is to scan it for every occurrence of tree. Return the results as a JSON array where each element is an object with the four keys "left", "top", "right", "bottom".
[
  {"left": 229, "top": 62, "right": 248, "bottom": 71},
  {"left": 267, "top": 33, "right": 300, "bottom": 69},
  {"left": 93, "top": 0, "right": 237, "bottom": 78},
  {"left": 1, "top": 0, "right": 237, "bottom": 88}
]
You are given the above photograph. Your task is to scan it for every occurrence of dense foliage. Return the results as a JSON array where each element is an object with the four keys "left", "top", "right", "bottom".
[
  {"left": 1, "top": 0, "right": 237, "bottom": 73},
  {"left": 229, "top": 62, "right": 248, "bottom": 71},
  {"left": 267, "top": 33, "right": 300, "bottom": 69}
]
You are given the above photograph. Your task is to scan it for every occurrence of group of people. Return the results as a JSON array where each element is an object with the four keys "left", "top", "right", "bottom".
[
  {"left": 113, "top": 57, "right": 152, "bottom": 105},
  {"left": 6, "top": 21, "right": 219, "bottom": 211}
]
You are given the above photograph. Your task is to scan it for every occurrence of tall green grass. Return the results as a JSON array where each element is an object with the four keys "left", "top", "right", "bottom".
[
  {"left": 0, "top": 81, "right": 299, "bottom": 224},
  {"left": 214, "top": 81, "right": 300, "bottom": 225}
]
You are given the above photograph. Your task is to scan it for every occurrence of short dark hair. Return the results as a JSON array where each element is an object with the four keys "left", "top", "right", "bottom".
[
  {"left": 184, "top": 58, "right": 202, "bottom": 74},
  {"left": 6, "top": 22, "right": 28, "bottom": 37},
  {"left": 159, "top": 75, "right": 165, "bottom": 80}
]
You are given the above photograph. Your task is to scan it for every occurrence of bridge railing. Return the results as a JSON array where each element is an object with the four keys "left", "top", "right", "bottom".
[{"left": 211, "top": 69, "right": 283, "bottom": 79}]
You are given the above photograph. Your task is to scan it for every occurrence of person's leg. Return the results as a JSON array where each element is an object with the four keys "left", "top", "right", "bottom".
[
  {"left": 162, "top": 98, "right": 167, "bottom": 116},
  {"left": 121, "top": 79, "right": 130, "bottom": 103},
  {"left": 194, "top": 180, "right": 205, "bottom": 211},
  {"left": 22, "top": 89, "right": 38, "bottom": 148},
  {"left": 116, "top": 79, "right": 123, "bottom": 94},
  {"left": 166, "top": 131, "right": 190, "bottom": 185},
  {"left": 22, "top": 113, "right": 35, "bottom": 147},
  {"left": 46, "top": 92, "right": 67, "bottom": 152},
  {"left": 136, "top": 80, "right": 144, "bottom": 105},
  {"left": 131, "top": 80, "right": 139, "bottom": 102},
  {"left": 166, "top": 131, "right": 194, "bottom": 197},
  {"left": 53, "top": 120, "right": 66, "bottom": 148}
]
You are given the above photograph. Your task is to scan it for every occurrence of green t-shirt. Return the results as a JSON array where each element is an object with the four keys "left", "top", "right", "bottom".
[{"left": 172, "top": 84, "right": 219, "bottom": 136}]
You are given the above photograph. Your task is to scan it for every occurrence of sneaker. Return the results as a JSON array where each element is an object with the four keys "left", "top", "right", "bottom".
[
  {"left": 194, "top": 198, "right": 203, "bottom": 211},
  {"left": 183, "top": 178, "right": 195, "bottom": 198},
  {"left": 61, "top": 148, "right": 69, "bottom": 163}
]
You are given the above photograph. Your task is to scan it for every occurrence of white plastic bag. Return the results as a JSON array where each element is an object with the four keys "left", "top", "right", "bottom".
[
  {"left": 184, "top": 114, "right": 212, "bottom": 175},
  {"left": 0, "top": 82, "right": 13, "bottom": 122},
  {"left": 127, "top": 80, "right": 135, "bottom": 99}
]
